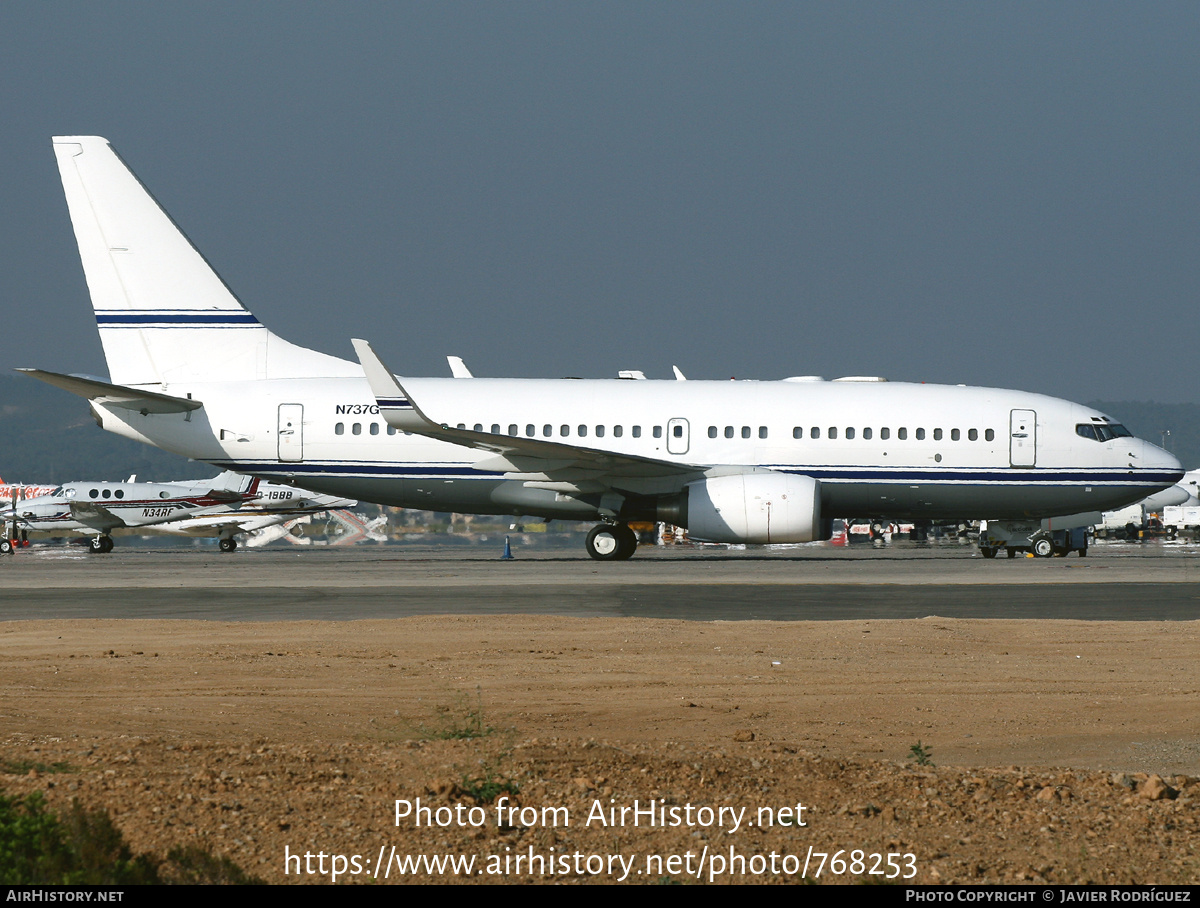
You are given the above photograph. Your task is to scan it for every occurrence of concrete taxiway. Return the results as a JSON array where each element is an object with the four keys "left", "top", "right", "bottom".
[{"left": 2, "top": 540, "right": 1199, "bottom": 621}]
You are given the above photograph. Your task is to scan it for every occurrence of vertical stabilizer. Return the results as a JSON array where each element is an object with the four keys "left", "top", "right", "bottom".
[{"left": 52, "top": 136, "right": 358, "bottom": 386}]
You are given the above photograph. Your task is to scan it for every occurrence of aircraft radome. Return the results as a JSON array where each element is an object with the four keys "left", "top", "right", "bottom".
[{"left": 20, "top": 136, "right": 1183, "bottom": 560}]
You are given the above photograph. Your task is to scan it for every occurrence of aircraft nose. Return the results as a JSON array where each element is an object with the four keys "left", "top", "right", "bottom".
[{"left": 1140, "top": 438, "right": 1183, "bottom": 478}]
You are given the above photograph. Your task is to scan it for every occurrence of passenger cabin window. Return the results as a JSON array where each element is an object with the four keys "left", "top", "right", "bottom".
[
  {"left": 543, "top": 425, "right": 553, "bottom": 437},
  {"left": 845, "top": 427, "right": 855, "bottom": 440},
  {"left": 653, "top": 426, "right": 663, "bottom": 439},
  {"left": 578, "top": 425, "right": 588, "bottom": 437},
  {"left": 632, "top": 426, "right": 642, "bottom": 438},
  {"left": 560, "top": 425, "right": 569, "bottom": 436},
  {"left": 968, "top": 429, "right": 978, "bottom": 441},
  {"left": 933, "top": 428, "right": 942, "bottom": 441},
  {"left": 741, "top": 426, "right": 751, "bottom": 439},
  {"left": 89, "top": 489, "right": 98, "bottom": 498},
  {"left": 828, "top": 427, "right": 838, "bottom": 440},
  {"left": 673, "top": 425, "right": 683, "bottom": 438},
  {"left": 115, "top": 490, "right": 124, "bottom": 499},
  {"left": 759, "top": 426, "right": 768, "bottom": 439},
  {"left": 985, "top": 429, "right": 995, "bottom": 441},
  {"left": 388, "top": 426, "right": 398, "bottom": 435},
  {"left": 811, "top": 427, "right": 820, "bottom": 439},
  {"left": 335, "top": 422, "right": 345, "bottom": 435},
  {"left": 880, "top": 428, "right": 889, "bottom": 440},
  {"left": 526, "top": 424, "right": 535, "bottom": 437},
  {"left": 508, "top": 424, "right": 518, "bottom": 436},
  {"left": 898, "top": 428, "right": 907, "bottom": 440},
  {"left": 916, "top": 428, "right": 925, "bottom": 440},
  {"left": 596, "top": 426, "right": 605, "bottom": 438},
  {"left": 614, "top": 426, "right": 623, "bottom": 437},
  {"left": 863, "top": 427, "right": 872, "bottom": 440},
  {"left": 793, "top": 427, "right": 803, "bottom": 439},
  {"left": 371, "top": 423, "right": 380, "bottom": 435},
  {"left": 352, "top": 423, "right": 362, "bottom": 435},
  {"left": 491, "top": 424, "right": 500, "bottom": 434},
  {"left": 724, "top": 426, "right": 734, "bottom": 438},
  {"left": 951, "top": 428, "right": 960, "bottom": 441}
]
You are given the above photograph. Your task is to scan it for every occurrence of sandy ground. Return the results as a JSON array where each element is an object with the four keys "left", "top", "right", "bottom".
[{"left": 3, "top": 611, "right": 1200, "bottom": 884}]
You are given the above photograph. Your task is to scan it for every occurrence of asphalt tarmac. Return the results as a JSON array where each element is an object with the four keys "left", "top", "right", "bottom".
[{"left": 3, "top": 538, "right": 1199, "bottom": 621}]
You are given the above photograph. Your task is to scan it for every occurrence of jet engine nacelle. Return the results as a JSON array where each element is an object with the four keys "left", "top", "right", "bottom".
[{"left": 686, "top": 473, "right": 821, "bottom": 544}]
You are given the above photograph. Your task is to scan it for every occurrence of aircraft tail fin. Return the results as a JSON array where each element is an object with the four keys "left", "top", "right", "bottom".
[{"left": 51, "top": 137, "right": 358, "bottom": 386}]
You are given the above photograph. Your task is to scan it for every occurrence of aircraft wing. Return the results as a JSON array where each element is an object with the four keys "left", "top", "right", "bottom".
[
  {"left": 151, "top": 513, "right": 286, "bottom": 537},
  {"left": 353, "top": 339, "right": 702, "bottom": 482},
  {"left": 17, "top": 369, "right": 203, "bottom": 415},
  {"left": 67, "top": 501, "right": 126, "bottom": 530}
]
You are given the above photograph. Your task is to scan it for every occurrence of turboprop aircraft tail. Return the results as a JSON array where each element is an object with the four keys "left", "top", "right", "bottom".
[{"left": 51, "top": 136, "right": 359, "bottom": 387}]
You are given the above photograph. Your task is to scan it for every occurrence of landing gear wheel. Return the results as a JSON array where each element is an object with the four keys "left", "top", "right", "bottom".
[
  {"left": 614, "top": 524, "right": 637, "bottom": 560},
  {"left": 1031, "top": 537, "right": 1054, "bottom": 558},
  {"left": 979, "top": 546, "right": 997, "bottom": 559},
  {"left": 219, "top": 538, "right": 238, "bottom": 553},
  {"left": 89, "top": 535, "right": 114, "bottom": 554},
  {"left": 586, "top": 525, "right": 621, "bottom": 560},
  {"left": 585, "top": 524, "right": 638, "bottom": 561},
  {"left": 1006, "top": 547, "right": 1017, "bottom": 559},
  {"left": 0, "top": 539, "right": 12, "bottom": 555}
]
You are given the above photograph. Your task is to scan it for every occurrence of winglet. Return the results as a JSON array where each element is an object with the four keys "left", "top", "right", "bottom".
[{"left": 351, "top": 339, "right": 434, "bottom": 432}]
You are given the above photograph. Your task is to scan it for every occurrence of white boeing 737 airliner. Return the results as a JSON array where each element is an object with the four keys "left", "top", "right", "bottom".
[{"left": 20, "top": 137, "right": 1183, "bottom": 560}]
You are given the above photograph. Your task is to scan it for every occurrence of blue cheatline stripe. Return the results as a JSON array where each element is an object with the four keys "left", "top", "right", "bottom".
[
  {"left": 376, "top": 398, "right": 412, "bottom": 409},
  {"left": 775, "top": 466, "right": 1182, "bottom": 485},
  {"left": 211, "top": 459, "right": 1176, "bottom": 486},
  {"left": 96, "top": 310, "right": 261, "bottom": 326},
  {"left": 216, "top": 461, "right": 507, "bottom": 479}
]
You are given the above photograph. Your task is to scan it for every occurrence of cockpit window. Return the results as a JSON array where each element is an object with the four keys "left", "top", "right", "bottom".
[{"left": 1078, "top": 423, "right": 1134, "bottom": 442}]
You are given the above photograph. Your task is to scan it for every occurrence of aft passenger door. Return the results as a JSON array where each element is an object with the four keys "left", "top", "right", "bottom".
[
  {"left": 667, "top": 418, "right": 690, "bottom": 455},
  {"left": 278, "top": 404, "right": 304, "bottom": 462},
  {"left": 1009, "top": 409, "right": 1036, "bottom": 467}
]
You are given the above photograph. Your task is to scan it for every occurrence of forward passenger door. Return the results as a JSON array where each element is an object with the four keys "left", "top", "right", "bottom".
[{"left": 1009, "top": 409, "right": 1036, "bottom": 467}]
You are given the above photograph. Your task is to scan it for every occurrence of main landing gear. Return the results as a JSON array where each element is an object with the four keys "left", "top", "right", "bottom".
[
  {"left": 88, "top": 535, "right": 114, "bottom": 554},
  {"left": 585, "top": 523, "right": 638, "bottom": 561},
  {"left": 218, "top": 538, "right": 238, "bottom": 553}
]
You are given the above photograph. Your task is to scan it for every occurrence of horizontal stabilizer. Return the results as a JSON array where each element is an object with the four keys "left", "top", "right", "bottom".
[{"left": 16, "top": 369, "right": 203, "bottom": 414}]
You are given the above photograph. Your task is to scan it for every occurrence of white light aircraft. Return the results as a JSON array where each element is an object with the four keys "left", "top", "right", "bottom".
[
  {"left": 5, "top": 471, "right": 354, "bottom": 554},
  {"left": 21, "top": 136, "right": 1183, "bottom": 560}
]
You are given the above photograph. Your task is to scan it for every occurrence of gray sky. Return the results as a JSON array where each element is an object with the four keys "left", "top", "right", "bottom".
[{"left": 4, "top": 2, "right": 1198, "bottom": 401}]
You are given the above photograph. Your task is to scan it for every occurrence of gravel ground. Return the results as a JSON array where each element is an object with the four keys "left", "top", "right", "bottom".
[{"left": 2, "top": 614, "right": 1199, "bottom": 884}]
